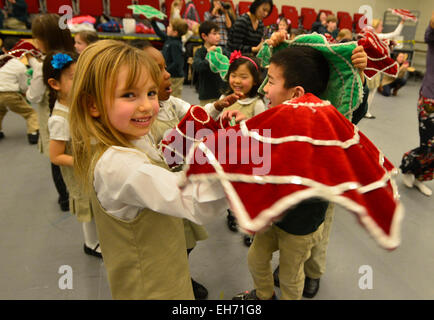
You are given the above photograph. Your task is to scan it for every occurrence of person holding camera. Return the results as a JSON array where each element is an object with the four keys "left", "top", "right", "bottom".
[{"left": 204, "top": 0, "right": 235, "bottom": 48}]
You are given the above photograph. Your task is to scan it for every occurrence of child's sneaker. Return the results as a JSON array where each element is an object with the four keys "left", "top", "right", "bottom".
[
  {"left": 192, "top": 278, "right": 208, "bottom": 300},
  {"left": 84, "top": 243, "right": 103, "bottom": 258},
  {"left": 27, "top": 131, "right": 39, "bottom": 145},
  {"left": 226, "top": 210, "right": 238, "bottom": 232},
  {"left": 232, "top": 289, "right": 277, "bottom": 300}
]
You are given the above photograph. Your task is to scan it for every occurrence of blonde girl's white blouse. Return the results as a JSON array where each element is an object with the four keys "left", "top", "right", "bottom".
[{"left": 93, "top": 136, "right": 229, "bottom": 223}]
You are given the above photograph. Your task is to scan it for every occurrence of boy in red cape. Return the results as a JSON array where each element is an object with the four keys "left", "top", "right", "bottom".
[{"left": 181, "top": 44, "right": 402, "bottom": 300}]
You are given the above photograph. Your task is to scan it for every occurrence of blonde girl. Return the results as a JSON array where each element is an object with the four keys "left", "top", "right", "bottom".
[
  {"left": 44, "top": 51, "right": 101, "bottom": 258},
  {"left": 69, "top": 40, "right": 228, "bottom": 299}
]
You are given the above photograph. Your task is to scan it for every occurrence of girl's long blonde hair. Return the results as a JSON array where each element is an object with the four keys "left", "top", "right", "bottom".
[{"left": 69, "top": 39, "right": 160, "bottom": 189}]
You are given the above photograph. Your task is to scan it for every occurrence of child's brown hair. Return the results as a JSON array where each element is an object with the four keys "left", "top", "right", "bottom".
[
  {"left": 76, "top": 30, "right": 99, "bottom": 45},
  {"left": 31, "top": 14, "right": 74, "bottom": 52},
  {"left": 170, "top": 18, "right": 189, "bottom": 37}
]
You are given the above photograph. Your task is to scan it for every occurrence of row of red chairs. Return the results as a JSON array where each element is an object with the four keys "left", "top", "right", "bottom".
[
  {"left": 165, "top": 1, "right": 366, "bottom": 33},
  {"left": 0, "top": 0, "right": 160, "bottom": 19},
  {"left": 237, "top": 2, "right": 366, "bottom": 32},
  {"left": 0, "top": 1, "right": 367, "bottom": 33}
]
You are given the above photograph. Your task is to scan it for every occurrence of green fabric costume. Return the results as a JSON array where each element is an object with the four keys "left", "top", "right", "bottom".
[
  {"left": 206, "top": 34, "right": 364, "bottom": 121},
  {"left": 257, "top": 34, "right": 364, "bottom": 121}
]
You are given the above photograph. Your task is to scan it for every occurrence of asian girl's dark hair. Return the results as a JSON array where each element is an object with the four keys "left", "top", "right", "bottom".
[
  {"left": 225, "top": 54, "right": 264, "bottom": 98},
  {"left": 42, "top": 51, "right": 78, "bottom": 114}
]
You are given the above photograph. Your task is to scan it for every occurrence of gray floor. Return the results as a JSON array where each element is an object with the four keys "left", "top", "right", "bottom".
[{"left": 0, "top": 80, "right": 433, "bottom": 300}]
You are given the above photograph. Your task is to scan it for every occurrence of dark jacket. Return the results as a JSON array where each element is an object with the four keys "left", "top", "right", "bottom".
[
  {"left": 311, "top": 21, "right": 326, "bottom": 34},
  {"left": 351, "top": 81, "right": 369, "bottom": 125},
  {"left": 192, "top": 45, "right": 227, "bottom": 100},
  {"left": 227, "top": 13, "right": 264, "bottom": 54},
  {"left": 151, "top": 20, "right": 184, "bottom": 78},
  {"left": 275, "top": 198, "right": 328, "bottom": 235}
]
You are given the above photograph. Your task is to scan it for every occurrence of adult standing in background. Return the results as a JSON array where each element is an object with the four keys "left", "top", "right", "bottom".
[
  {"left": 400, "top": 11, "right": 434, "bottom": 197},
  {"left": 310, "top": 11, "right": 327, "bottom": 34},
  {"left": 204, "top": 1, "right": 235, "bottom": 48},
  {"left": 226, "top": 0, "right": 273, "bottom": 54}
]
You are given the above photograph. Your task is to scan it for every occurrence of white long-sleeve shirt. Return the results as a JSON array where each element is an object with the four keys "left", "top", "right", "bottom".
[
  {"left": 26, "top": 56, "right": 46, "bottom": 104},
  {"left": 93, "top": 137, "right": 229, "bottom": 223},
  {"left": 377, "top": 22, "right": 404, "bottom": 40},
  {"left": 204, "top": 95, "right": 267, "bottom": 120},
  {"left": 158, "top": 95, "right": 191, "bottom": 121},
  {"left": 0, "top": 58, "right": 29, "bottom": 93}
]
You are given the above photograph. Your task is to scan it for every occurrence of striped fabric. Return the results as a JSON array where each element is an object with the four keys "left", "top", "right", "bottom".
[{"left": 227, "top": 13, "right": 264, "bottom": 54}]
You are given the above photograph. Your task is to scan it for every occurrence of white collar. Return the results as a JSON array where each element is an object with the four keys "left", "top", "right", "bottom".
[
  {"left": 130, "top": 134, "right": 162, "bottom": 162},
  {"left": 237, "top": 96, "right": 259, "bottom": 105},
  {"left": 53, "top": 100, "right": 69, "bottom": 113}
]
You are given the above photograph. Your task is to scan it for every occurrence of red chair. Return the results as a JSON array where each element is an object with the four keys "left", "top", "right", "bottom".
[
  {"left": 192, "top": 0, "right": 210, "bottom": 22},
  {"left": 77, "top": 0, "right": 104, "bottom": 16},
  {"left": 337, "top": 11, "right": 352, "bottom": 31},
  {"left": 238, "top": 1, "right": 251, "bottom": 15},
  {"left": 137, "top": 0, "right": 160, "bottom": 10},
  {"left": 281, "top": 5, "right": 298, "bottom": 29},
  {"left": 25, "top": 0, "right": 40, "bottom": 14},
  {"left": 46, "top": 0, "right": 73, "bottom": 14},
  {"left": 300, "top": 7, "right": 316, "bottom": 31},
  {"left": 108, "top": 0, "right": 134, "bottom": 18},
  {"left": 262, "top": 4, "right": 278, "bottom": 27},
  {"left": 353, "top": 13, "right": 366, "bottom": 34}
]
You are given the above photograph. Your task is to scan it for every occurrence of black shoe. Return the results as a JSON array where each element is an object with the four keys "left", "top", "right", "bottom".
[
  {"left": 27, "top": 130, "right": 39, "bottom": 144},
  {"left": 59, "top": 199, "right": 69, "bottom": 212},
  {"left": 84, "top": 243, "right": 103, "bottom": 259},
  {"left": 232, "top": 289, "right": 277, "bottom": 300},
  {"left": 192, "top": 278, "right": 208, "bottom": 300},
  {"left": 226, "top": 210, "right": 238, "bottom": 232},
  {"left": 243, "top": 235, "right": 253, "bottom": 247},
  {"left": 302, "top": 277, "right": 320, "bottom": 298},
  {"left": 273, "top": 266, "right": 280, "bottom": 287},
  {"left": 0, "top": 132, "right": 4, "bottom": 140}
]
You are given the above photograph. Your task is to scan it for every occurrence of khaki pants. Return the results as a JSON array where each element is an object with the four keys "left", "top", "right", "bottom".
[
  {"left": 248, "top": 223, "right": 324, "bottom": 300},
  {"left": 0, "top": 92, "right": 39, "bottom": 133},
  {"left": 171, "top": 77, "right": 184, "bottom": 98},
  {"left": 4, "top": 17, "right": 27, "bottom": 30},
  {"left": 304, "top": 203, "right": 335, "bottom": 279}
]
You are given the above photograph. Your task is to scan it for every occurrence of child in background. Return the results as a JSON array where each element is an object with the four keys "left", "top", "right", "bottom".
[
  {"left": 204, "top": 52, "right": 266, "bottom": 239},
  {"left": 74, "top": 30, "right": 99, "bottom": 54},
  {"left": 193, "top": 20, "right": 227, "bottom": 106},
  {"left": 336, "top": 28, "right": 353, "bottom": 42},
  {"left": 69, "top": 40, "right": 229, "bottom": 299},
  {"left": 324, "top": 15, "right": 339, "bottom": 39},
  {"left": 0, "top": 37, "right": 39, "bottom": 144},
  {"left": 26, "top": 13, "right": 75, "bottom": 212},
  {"left": 130, "top": 39, "right": 209, "bottom": 300},
  {"left": 378, "top": 52, "right": 409, "bottom": 97},
  {"left": 205, "top": 52, "right": 266, "bottom": 120},
  {"left": 265, "top": 15, "right": 291, "bottom": 40},
  {"left": 150, "top": 17, "right": 189, "bottom": 98},
  {"left": 44, "top": 51, "right": 101, "bottom": 258}
]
